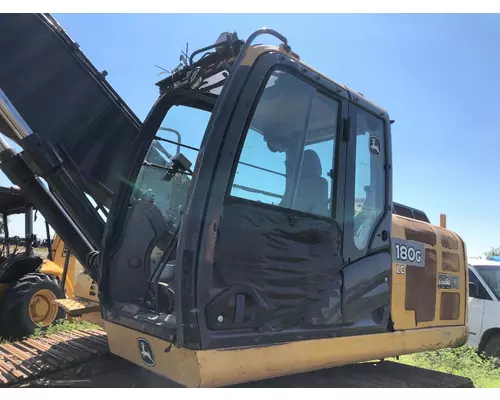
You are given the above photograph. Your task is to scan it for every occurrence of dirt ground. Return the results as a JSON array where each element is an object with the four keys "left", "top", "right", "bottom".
[
  {"left": 14, "top": 355, "right": 182, "bottom": 388},
  {"left": 11, "top": 355, "right": 474, "bottom": 388}
]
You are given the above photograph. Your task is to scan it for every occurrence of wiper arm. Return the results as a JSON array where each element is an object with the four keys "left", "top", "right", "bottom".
[
  {"left": 154, "top": 136, "right": 200, "bottom": 152},
  {"left": 142, "top": 161, "right": 193, "bottom": 176}
]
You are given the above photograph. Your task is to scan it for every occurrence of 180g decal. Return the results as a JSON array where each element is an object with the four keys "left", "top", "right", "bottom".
[
  {"left": 392, "top": 238, "right": 425, "bottom": 267},
  {"left": 395, "top": 243, "right": 422, "bottom": 264}
]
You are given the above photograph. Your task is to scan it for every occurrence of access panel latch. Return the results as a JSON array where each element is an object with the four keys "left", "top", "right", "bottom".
[{"left": 204, "top": 286, "right": 271, "bottom": 330}]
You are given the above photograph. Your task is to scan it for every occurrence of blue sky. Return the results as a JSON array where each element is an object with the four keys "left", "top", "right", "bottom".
[{"left": 1, "top": 13, "right": 499, "bottom": 257}]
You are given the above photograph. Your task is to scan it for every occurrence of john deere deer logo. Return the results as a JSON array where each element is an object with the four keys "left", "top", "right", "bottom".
[
  {"left": 369, "top": 135, "right": 381, "bottom": 157},
  {"left": 137, "top": 338, "right": 155, "bottom": 367}
]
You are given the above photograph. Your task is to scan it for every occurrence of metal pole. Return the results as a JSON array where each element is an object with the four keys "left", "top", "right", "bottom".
[
  {"left": 0, "top": 138, "right": 96, "bottom": 280},
  {"left": 2, "top": 213, "right": 8, "bottom": 256},
  {"left": 60, "top": 248, "right": 71, "bottom": 292},
  {"left": 0, "top": 88, "right": 104, "bottom": 249},
  {"left": 0, "top": 135, "right": 11, "bottom": 152},
  {"left": 45, "top": 220, "right": 53, "bottom": 261},
  {"left": 25, "top": 205, "right": 33, "bottom": 255},
  {"left": 0, "top": 89, "right": 33, "bottom": 140}
]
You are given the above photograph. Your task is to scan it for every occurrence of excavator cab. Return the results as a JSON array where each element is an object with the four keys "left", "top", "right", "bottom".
[
  {"left": 96, "top": 31, "right": 468, "bottom": 386},
  {"left": 0, "top": 18, "right": 468, "bottom": 387},
  {"left": 101, "top": 31, "right": 394, "bottom": 352}
]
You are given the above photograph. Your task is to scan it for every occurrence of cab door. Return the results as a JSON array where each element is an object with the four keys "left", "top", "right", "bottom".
[
  {"left": 340, "top": 102, "right": 392, "bottom": 329},
  {"left": 175, "top": 49, "right": 384, "bottom": 350}
]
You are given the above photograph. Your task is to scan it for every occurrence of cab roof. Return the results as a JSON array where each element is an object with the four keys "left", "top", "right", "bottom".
[{"left": 155, "top": 35, "right": 389, "bottom": 121}]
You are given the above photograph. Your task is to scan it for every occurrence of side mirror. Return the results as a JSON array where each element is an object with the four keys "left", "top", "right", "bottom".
[{"left": 469, "top": 282, "right": 479, "bottom": 298}]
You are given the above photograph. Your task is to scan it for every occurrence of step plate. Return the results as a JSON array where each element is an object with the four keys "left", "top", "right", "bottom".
[
  {"left": 0, "top": 328, "right": 109, "bottom": 386},
  {"left": 54, "top": 298, "right": 100, "bottom": 317}
]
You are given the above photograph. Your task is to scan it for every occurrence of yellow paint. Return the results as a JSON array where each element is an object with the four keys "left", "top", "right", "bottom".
[
  {"left": 39, "top": 235, "right": 100, "bottom": 325},
  {"left": 39, "top": 235, "right": 91, "bottom": 302},
  {"left": 240, "top": 44, "right": 277, "bottom": 66},
  {"left": 52, "top": 236, "right": 100, "bottom": 323},
  {"left": 440, "top": 214, "right": 447, "bottom": 229},
  {"left": 106, "top": 321, "right": 200, "bottom": 386},
  {"left": 39, "top": 259, "right": 74, "bottom": 299},
  {"left": 87, "top": 48, "right": 470, "bottom": 387},
  {"left": 80, "top": 311, "right": 105, "bottom": 328},
  {"left": 73, "top": 271, "right": 99, "bottom": 303},
  {"left": 106, "top": 321, "right": 467, "bottom": 388},
  {"left": 103, "top": 212, "right": 468, "bottom": 387},
  {"left": 53, "top": 297, "right": 99, "bottom": 315},
  {"left": 28, "top": 288, "right": 58, "bottom": 326},
  {"left": 391, "top": 215, "right": 468, "bottom": 331}
]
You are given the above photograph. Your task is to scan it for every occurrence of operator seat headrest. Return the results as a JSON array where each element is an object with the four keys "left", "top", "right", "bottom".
[{"left": 300, "top": 149, "right": 322, "bottom": 179}]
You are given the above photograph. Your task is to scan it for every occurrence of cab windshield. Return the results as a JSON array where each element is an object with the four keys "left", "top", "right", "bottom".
[
  {"left": 475, "top": 265, "right": 500, "bottom": 300},
  {"left": 131, "top": 105, "right": 211, "bottom": 233},
  {"left": 130, "top": 65, "right": 227, "bottom": 235}
]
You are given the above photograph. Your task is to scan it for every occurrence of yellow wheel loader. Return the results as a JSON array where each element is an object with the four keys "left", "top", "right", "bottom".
[
  {"left": 0, "top": 14, "right": 470, "bottom": 387},
  {"left": 40, "top": 233, "right": 100, "bottom": 322},
  {"left": 0, "top": 186, "right": 68, "bottom": 340},
  {"left": 0, "top": 184, "right": 95, "bottom": 340}
]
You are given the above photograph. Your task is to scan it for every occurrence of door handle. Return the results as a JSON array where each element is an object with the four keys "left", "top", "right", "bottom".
[{"left": 234, "top": 293, "right": 246, "bottom": 324}]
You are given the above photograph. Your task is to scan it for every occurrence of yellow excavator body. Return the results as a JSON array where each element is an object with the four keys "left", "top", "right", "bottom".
[
  {"left": 103, "top": 214, "right": 467, "bottom": 388},
  {"left": 52, "top": 41, "right": 468, "bottom": 388},
  {"left": 0, "top": 16, "right": 471, "bottom": 388}
]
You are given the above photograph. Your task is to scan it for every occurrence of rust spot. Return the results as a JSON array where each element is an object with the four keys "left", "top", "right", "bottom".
[
  {"left": 442, "top": 252, "right": 460, "bottom": 272},
  {"left": 449, "top": 330, "right": 468, "bottom": 348},
  {"left": 438, "top": 228, "right": 459, "bottom": 250},
  {"left": 403, "top": 220, "right": 437, "bottom": 247},
  {"left": 405, "top": 249, "right": 437, "bottom": 323},
  {"left": 440, "top": 292, "right": 460, "bottom": 320}
]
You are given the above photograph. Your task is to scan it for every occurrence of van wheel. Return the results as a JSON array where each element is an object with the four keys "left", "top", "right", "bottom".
[{"left": 484, "top": 335, "right": 500, "bottom": 364}]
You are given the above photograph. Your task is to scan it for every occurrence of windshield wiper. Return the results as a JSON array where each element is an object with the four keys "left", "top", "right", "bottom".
[{"left": 154, "top": 136, "right": 200, "bottom": 152}]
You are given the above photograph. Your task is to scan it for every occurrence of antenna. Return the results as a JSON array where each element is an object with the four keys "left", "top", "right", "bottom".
[
  {"left": 155, "top": 65, "right": 171, "bottom": 76},
  {"left": 181, "top": 43, "right": 189, "bottom": 61}
]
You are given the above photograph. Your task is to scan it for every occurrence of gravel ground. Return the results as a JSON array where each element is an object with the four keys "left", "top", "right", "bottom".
[
  {"left": 12, "top": 355, "right": 474, "bottom": 388},
  {"left": 14, "top": 355, "right": 181, "bottom": 388}
]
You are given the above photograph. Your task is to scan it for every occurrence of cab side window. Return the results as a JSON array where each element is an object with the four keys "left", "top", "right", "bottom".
[
  {"left": 469, "top": 270, "right": 491, "bottom": 301},
  {"left": 229, "top": 70, "right": 340, "bottom": 219},
  {"left": 352, "top": 109, "right": 385, "bottom": 250}
]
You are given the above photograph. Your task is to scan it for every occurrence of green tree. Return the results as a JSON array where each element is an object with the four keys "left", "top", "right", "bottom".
[{"left": 485, "top": 246, "right": 500, "bottom": 258}]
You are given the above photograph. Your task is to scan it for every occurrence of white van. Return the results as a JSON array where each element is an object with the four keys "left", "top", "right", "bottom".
[{"left": 467, "top": 258, "right": 500, "bottom": 359}]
